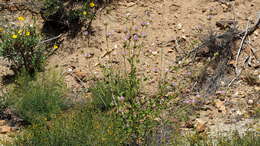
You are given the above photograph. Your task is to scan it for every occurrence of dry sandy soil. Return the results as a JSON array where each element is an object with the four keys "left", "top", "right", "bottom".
[{"left": 0, "top": 0, "right": 260, "bottom": 140}]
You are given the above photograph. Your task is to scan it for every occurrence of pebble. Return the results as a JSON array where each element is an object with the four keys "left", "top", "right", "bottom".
[
  {"left": 177, "top": 23, "right": 182, "bottom": 30},
  {"left": 0, "top": 126, "right": 12, "bottom": 134},
  {"left": 247, "top": 99, "right": 254, "bottom": 105},
  {"left": 0, "top": 120, "right": 5, "bottom": 126}
]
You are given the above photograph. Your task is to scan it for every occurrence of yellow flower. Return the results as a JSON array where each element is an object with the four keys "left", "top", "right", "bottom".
[
  {"left": 89, "top": 2, "right": 95, "bottom": 7},
  {"left": 26, "top": 31, "right": 30, "bottom": 36},
  {"left": 18, "top": 29, "right": 23, "bottom": 34},
  {"left": 12, "top": 34, "right": 18, "bottom": 39},
  {"left": 17, "top": 16, "right": 25, "bottom": 21},
  {"left": 83, "top": 11, "right": 87, "bottom": 15},
  {"left": 0, "top": 27, "right": 3, "bottom": 32},
  {"left": 53, "top": 44, "right": 59, "bottom": 49}
]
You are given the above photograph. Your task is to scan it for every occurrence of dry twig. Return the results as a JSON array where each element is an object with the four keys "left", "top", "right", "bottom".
[
  {"left": 235, "top": 21, "right": 250, "bottom": 74},
  {"left": 39, "top": 34, "right": 63, "bottom": 44}
]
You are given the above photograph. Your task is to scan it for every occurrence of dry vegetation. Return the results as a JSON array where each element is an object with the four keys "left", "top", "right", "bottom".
[{"left": 0, "top": 0, "right": 260, "bottom": 145}]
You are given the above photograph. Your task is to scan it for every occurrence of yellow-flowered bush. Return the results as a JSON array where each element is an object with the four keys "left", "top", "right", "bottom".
[{"left": 0, "top": 23, "right": 45, "bottom": 76}]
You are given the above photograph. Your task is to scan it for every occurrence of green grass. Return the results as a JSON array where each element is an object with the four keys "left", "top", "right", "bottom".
[
  {"left": 5, "top": 71, "right": 67, "bottom": 124},
  {"left": 3, "top": 69, "right": 259, "bottom": 146},
  {"left": 11, "top": 106, "right": 124, "bottom": 146},
  {"left": 89, "top": 72, "right": 139, "bottom": 111},
  {"left": 183, "top": 131, "right": 260, "bottom": 146}
]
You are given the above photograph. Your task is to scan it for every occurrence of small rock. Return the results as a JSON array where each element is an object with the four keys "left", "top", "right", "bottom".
[
  {"left": 195, "top": 120, "right": 207, "bottom": 133},
  {"left": 84, "top": 53, "right": 94, "bottom": 59},
  {"left": 184, "top": 121, "right": 194, "bottom": 128},
  {"left": 73, "top": 70, "right": 87, "bottom": 80},
  {"left": 114, "top": 29, "right": 122, "bottom": 33},
  {"left": 67, "top": 68, "right": 73, "bottom": 73},
  {"left": 177, "top": 23, "right": 182, "bottom": 30},
  {"left": 201, "top": 8, "right": 207, "bottom": 13},
  {"left": 0, "top": 126, "right": 12, "bottom": 134},
  {"left": 247, "top": 99, "right": 254, "bottom": 105},
  {"left": 215, "top": 99, "right": 226, "bottom": 113},
  {"left": 0, "top": 120, "right": 5, "bottom": 126},
  {"left": 125, "top": 2, "right": 135, "bottom": 7},
  {"left": 216, "top": 20, "right": 237, "bottom": 30},
  {"left": 151, "top": 51, "right": 158, "bottom": 55},
  {"left": 254, "top": 30, "right": 259, "bottom": 36}
]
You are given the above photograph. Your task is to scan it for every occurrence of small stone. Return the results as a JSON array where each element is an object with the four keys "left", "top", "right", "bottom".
[
  {"left": 207, "top": 15, "right": 212, "bottom": 20},
  {"left": 184, "top": 121, "right": 194, "bottom": 128},
  {"left": 177, "top": 23, "right": 182, "bottom": 30},
  {"left": 248, "top": 99, "right": 254, "bottom": 105},
  {"left": 67, "top": 68, "right": 73, "bottom": 73},
  {"left": 151, "top": 51, "right": 158, "bottom": 55},
  {"left": 215, "top": 99, "right": 226, "bottom": 113},
  {"left": 73, "top": 70, "right": 87, "bottom": 80},
  {"left": 0, "top": 126, "right": 12, "bottom": 134},
  {"left": 201, "top": 8, "right": 207, "bottom": 13},
  {"left": 125, "top": 2, "right": 135, "bottom": 7},
  {"left": 115, "top": 29, "right": 122, "bottom": 33},
  {"left": 84, "top": 53, "right": 94, "bottom": 59},
  {"left": 196, "top": 121, "right": 207, "bottom": 133},
  {"left": 0, "top": 120, "right": 5, "bottom": 126}
]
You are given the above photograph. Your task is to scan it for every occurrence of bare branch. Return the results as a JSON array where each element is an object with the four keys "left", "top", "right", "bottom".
[
  {"left": 235, "top": 21, "right": 250, "bottom": 74},
  {"left": 39, "top": 34, "right": 63, "bottom": 44}
]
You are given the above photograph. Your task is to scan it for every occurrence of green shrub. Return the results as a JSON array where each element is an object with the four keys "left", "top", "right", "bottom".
[
  {"left": 41, "top": 0, "right": 97, "bottom": 35},
  {"left": 6, "top": 71, "right": 67, "bottom": 124},
  {"left": 0, "top": 23, "right": 45, "bottom": 76}
]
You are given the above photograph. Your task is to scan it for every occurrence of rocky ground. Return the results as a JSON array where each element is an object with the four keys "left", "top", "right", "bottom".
[{"left": 0, "top": 0, "right": 260, "bottom": 142}]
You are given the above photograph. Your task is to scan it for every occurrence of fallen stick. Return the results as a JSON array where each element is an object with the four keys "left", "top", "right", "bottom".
[
  {"left": 235, "top": 21, "right": 250, "bottom": 74},
  {"left": 228, "top": 56, "right": 250, "bottom": 87},
  {"left": 39, "top": 34, "right": 63, "bottom": 44}
]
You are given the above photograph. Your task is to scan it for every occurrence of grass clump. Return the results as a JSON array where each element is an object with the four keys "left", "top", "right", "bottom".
[
  {"left": 11, "top": 106, "right": 124, "bottom": 146},
  {"left": 183, "top": 131, "right": 260, "bottom": 146},
  {"left": 89, "top": 69, "right": 139, "bottom": 111},
  {"left": 5, "top": 71, "right": 67, "bottom": 124},
  {"left": 216, "top": 131, "right": 260, "bottom": 146}
]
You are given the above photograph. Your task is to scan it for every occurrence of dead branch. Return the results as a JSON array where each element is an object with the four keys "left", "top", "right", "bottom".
[
  {"left": 181, "top": 12, "right": 260, "bottom": 95},
  {"left": 235, "top": 21, "right": 249, "bottom": 74},
  {"left": 39, "top": 34, "right": 63, "bottom": 44},
  {"left": 228, "top": 56, "right": 250, "bottom": 87},
  {"left": 177, "top": 12, "right": 260, "bottom": 64}
]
